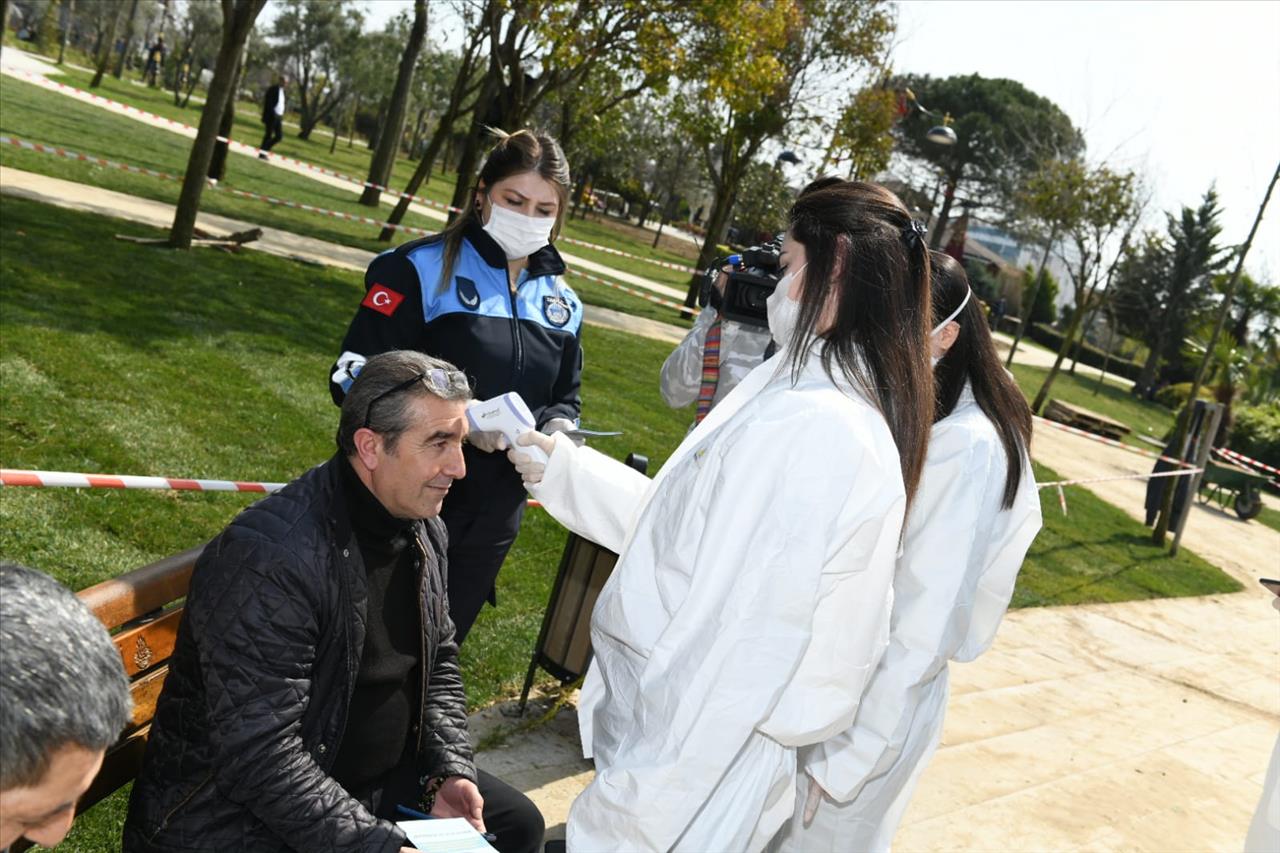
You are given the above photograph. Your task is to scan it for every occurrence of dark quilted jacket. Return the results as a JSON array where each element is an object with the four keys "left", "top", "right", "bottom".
[{"left": 123, "top": 457, "right": 475, "bottom": 852}]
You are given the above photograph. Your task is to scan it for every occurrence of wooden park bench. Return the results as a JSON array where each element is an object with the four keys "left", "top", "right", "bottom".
[
  {"left": 1043, "top": 398, "right": 1132, "bottom": 442},
  {"left": 12, "top": 545, "right": 206, "bottom": 853}
]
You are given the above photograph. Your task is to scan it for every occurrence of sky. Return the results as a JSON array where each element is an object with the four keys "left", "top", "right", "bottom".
[{"left": 350, "top": 0, "right": 1279, "bottom": 281}]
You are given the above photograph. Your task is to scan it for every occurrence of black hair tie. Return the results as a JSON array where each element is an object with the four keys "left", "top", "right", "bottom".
[{"left": 902, "top": 220, "right": 926, "bottom": 247}]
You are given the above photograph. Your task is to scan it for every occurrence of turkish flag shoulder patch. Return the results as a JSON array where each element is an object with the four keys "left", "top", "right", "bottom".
[{"left": 362, "top": 284, "right": 405, "bottom": 317}]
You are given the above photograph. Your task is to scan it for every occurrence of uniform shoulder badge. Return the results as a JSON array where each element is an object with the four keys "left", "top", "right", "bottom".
[
  {"left": 456, "top": 276, "right": 480, "bottom": 310},
  {"left": 542, "top": 294, "right": 572, "bottom": 328}
]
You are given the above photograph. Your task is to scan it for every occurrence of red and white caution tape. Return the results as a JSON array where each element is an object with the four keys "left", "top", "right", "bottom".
[
  {"left": 1, "top": 468, "right": 283, "bottom": 493},
  {"left": 1, "top": 467, "right": 546, "bottom": 507},
  {"left": 0, "top": 135, "right": 183, "bottom": 182},
  {"left": 1036, "top": 467, "right": 1203, "bottom": 516},
  {"left": 1212, "top": 446, "right": 1279, "bottom": 479},
  {"left": 567, "top": 268, "right": 699, "bottom": 316},
  {"left": 1033, "top": 415, "right": 1197, "bottom": 469},
  {"left": 12, "top": 67, "right": 701, "bottom": 277},
  {"left": 557, "top": 236, "right": 698, "bottom": 274}
]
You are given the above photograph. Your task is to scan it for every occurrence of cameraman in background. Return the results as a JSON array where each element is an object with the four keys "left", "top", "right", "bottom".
[{"left": 660, "top": 240, "right": 781, "bottom": 424}]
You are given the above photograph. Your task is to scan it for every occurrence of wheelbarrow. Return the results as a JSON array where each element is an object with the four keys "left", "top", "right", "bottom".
[{"left": 1197, "top": 457, "right": 1268, "bottom": 520}]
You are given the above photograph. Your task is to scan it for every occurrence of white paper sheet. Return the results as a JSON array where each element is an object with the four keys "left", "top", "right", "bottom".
[{"left": 396, "top": 818, "right": 498, "bottom": 852}]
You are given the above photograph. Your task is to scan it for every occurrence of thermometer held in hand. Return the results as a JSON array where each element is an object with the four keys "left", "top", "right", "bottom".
[{"left": 465, "top": 393, "right": 550, "bottom": 465}]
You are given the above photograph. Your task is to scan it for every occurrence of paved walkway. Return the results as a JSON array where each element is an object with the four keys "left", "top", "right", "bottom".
[{"left": 0, "top": 47, "right": 689, "bottom": 303}]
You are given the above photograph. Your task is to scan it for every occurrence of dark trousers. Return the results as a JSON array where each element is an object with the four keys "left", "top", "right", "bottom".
[
  {"left": 367, "top": 765, "right": 544, "bottom": 853},
  {"left": 442, "top": 497, "right": 524, "bottom": 645},
  {"left": 260, "top": 115, "right": 284, "bottom": 152}
]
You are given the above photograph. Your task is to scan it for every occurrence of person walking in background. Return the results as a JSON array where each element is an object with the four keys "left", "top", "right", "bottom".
[
  {"left": 259, "top": 75, "right": 286, "bottom": 159},
  {"left": 142, "top": 35, "right": 165, "bottom": 87}
]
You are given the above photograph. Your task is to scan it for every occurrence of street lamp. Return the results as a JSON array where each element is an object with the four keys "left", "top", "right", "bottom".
[{"left": 926, "top": 115, "right": 957, "bottom": 146}]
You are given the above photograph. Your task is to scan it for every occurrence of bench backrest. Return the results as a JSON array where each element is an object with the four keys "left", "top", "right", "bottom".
[{"left": 75, "top": 546, "right": 204, "bottom": 810}]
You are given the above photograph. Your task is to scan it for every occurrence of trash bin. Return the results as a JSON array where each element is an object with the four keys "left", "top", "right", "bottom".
[{"left": 517, "top": 452, "right": 647, "bottom": 712}]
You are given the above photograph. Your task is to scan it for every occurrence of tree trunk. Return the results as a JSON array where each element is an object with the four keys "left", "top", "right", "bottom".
[
  {"left": 928, "top": 174, "right": 959, "bottom": 250},
  {"left": 207, "top": 47, "right": 246, "bottom": 182},
  {"left": 112, "top": 0, "right": 139, "bottom": 78},
  {"left": 57, "top": 0, "right": 74, "bottom": 64},
  {"left": 91, "top": 4, "right": 123, "bottom": 88},
  {"left": 0, "top": 0, "right": 9, "bottom": 59},
  {"left": 347, "top": 96, "right": 358, "bottom": 147},
  {"left": 1132, "top": 335, "right": 1163, "bottom": 399},
  {"left": 409, "top": 106, "right": 427, "bottom": 159},
  {"left": 1031, "top": 295, "right": 1094, "bottom": 413},
  {"left": 169, "top": 0, "right": 266, "bottom": 249},
  {"left": 1005, "top": 224, "right": 1059, "bottom": 367},
  {"left": 377, "top": 115, "right": 455, "bottom": 241},
  {"left": 360, "top": 1, "right": 425, "bottom": 206},
  {"left": 683, "top": 179, "right": 740, "bottom": 312}
]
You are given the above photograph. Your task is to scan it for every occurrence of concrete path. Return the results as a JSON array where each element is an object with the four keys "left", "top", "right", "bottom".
[
  {"left": 0, "top": 47, "right": 690, "bottom": 303},
  {"left": 995, "top": 330, "right": 1136, "bottom": 390},
  {"left": 0, "top": 166, "right": 688, "bottom": 346}
]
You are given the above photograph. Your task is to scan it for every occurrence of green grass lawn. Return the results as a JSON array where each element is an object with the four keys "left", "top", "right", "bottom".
[
  {"left": 5, "top": 59, "right": 702, "bottom": 283},
  {"left": 1256, "top": 504, "right": 1280, "bottom": 535},
  {"left": 0, "top": 72, "right": 696, "bottom": 328},
  {"left": 1011, "top": 362, "right": 1176, "bottom": 449},
  {"left": 1014, "top": 462, "right": 1241, "bottom": 607},
  {"left": 0, "top": 196, "right": 1242, "bottom": 850}
]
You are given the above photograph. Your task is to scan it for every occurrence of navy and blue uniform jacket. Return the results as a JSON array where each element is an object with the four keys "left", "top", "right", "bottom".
[
  {"left": 330, "top": 219, "right": 582, "bottom": 418},
  {"left": 329, "top": 221, "right": 583, "bottom": 512}
]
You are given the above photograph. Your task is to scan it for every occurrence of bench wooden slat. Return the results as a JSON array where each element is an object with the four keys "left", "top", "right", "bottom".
[
  {"left": 78, "top": 725, "right": 151, "bottom": 813},
  {"left": 78, "top": 546, "right": 204, "bottom": 631},
  {"left": 114, "top": 608, "right": 184, "bottom": 677},
  {"left": 128, "top": 666, "right": 170, "bottom": 731}
]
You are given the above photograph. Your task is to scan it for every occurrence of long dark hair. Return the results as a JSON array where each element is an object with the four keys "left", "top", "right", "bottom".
[
  {"left": 436, "top": 128, "right": 571, "bottom": 291},
  {"left": 930, "top": 252, "right": 1032, "bottom": 509},
  {"left": 785, "top": 180, "right": 935, "bottom": 508}
]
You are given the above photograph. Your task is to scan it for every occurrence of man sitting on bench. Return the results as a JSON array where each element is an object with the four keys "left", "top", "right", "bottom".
[
  {"left": 123, "top": 351, "right": 544, "bottom": 853},
  {"left": 0, "top": 563, "right": 131, "bottom": 851}
]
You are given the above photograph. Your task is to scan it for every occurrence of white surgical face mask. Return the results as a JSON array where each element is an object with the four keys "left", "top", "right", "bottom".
[
  {"left": 767, "top": 263, "right": 806, "bottom": 348},
  {"left": 482, "top": 201, "right": 556, "bottom": 260},
  {"left": 929, "top": 286, "right": 972, "bottom": 368}
]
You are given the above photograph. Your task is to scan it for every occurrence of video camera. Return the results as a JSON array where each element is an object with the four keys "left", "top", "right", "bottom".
[{"left": 698, "top": 236, "right": 783, "bottom": 329}]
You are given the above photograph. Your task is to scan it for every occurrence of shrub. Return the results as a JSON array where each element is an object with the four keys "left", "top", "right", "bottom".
[
  {"left": 1229, "top": 402, "right": 1280, "bottom": 468},
  {"left": 1026, "top": 323, "right": 1143, "bottom": 381},
  {"left": 1154, "top": 382, "right": 1214, "bottom": 411}
]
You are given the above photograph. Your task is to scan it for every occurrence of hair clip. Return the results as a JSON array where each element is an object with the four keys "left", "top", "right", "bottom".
[{"left": 902, "top": 220, "right": 927, "bottom": 245}]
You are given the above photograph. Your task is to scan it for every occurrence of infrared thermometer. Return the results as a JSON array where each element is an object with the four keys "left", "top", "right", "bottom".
[{"left": 466, "top": 393, "right": 549, "bottom": 465}]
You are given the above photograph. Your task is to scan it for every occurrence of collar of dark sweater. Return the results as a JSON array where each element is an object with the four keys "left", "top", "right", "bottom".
[{"left": 338, "top": 454, "right": 417, "bottom": 555}]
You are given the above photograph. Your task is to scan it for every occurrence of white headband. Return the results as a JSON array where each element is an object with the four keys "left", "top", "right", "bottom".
[{"left": 931, "top": 287, "right": 971, "bottom": 336}]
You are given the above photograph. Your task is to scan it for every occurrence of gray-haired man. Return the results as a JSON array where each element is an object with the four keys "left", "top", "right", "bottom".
[
  {"left": 124, "top": 351, "right": 543, "bottom": 853},
  {"left": 0, "top": 563, "right": 131, "bottom": 850}
]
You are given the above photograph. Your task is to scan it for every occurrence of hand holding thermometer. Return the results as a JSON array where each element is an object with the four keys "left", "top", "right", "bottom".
[{"left": 465, "top": 393, "right": 549, "bottom": 465}]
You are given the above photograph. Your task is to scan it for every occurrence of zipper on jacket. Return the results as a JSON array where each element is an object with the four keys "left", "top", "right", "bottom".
[
  {"left": 507, "top": 278, "right": 525, "bottom": 387},
  {"left": 413, "top": 532, "right": 431, "bottom": 759}
]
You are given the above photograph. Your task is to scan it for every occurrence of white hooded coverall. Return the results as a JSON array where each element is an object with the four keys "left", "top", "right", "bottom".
[
  {"left": 770, "top": 384, "right": 1043, "bottom": 852},
  {"left": 529, "top": 348, "right": 908, "bottom": 851}
]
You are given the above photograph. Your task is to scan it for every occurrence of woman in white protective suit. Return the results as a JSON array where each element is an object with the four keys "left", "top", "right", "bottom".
[
  {"left": 770, "top": 251, "right": 1044, "bottom": 852},
  {"left": 506, "top": 180, "right": 938, "bottom": 851}
]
